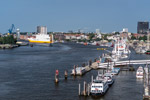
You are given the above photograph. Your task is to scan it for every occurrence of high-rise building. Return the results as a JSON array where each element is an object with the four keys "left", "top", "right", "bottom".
[
  {"left": 137, "top": 22, "right": 149, "bottom": 34},
  {"left": 37, "top": 26, "right": 47, "bottom": 34}
]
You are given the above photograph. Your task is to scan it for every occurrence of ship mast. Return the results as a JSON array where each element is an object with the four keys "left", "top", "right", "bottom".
[{"left": 147, "top": 30, "right": 150, "bottom": 50}]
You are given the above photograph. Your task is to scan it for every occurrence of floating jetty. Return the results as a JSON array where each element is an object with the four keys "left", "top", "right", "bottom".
[{"left": 71, "top": 61, "right": 98, "bottom": 76}]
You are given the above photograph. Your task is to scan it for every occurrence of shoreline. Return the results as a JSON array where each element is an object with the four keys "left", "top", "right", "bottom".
[{"left": 0, "top": 44, "right": 19, "bottom": 49}]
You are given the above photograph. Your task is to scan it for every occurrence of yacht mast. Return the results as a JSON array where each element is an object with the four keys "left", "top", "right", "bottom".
[{"left": 148, "top": 31, "right": 149, "bottom": 50}]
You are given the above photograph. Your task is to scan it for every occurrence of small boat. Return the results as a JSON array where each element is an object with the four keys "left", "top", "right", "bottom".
[
  {"left": 71, "top": 67, "right": 86, "bottom": 76},
  {"left": 111, "top": 68, "right": 120, "bottom": 75},
  {"left": 136, "top": 66, "right": 144, "bottom": 79},
  {"left": 97, "top": 48, "right": 106, "bottom": 50},
  {"left": 145, "top": 50, "right": 150, "bottom": 55},
  {"left": 103, "top": 73, "right": 115, "bottom": 86},
  {"left": 90, "top": 74, "right": 109, "bottom": 97},
  {"left": 120, "top": 54, "right": 128, "bottom": 59}
]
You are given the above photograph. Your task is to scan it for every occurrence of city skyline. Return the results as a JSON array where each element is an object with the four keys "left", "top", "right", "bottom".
[{"left": 0, "top": 0, "right": 150, "bottom": 33}]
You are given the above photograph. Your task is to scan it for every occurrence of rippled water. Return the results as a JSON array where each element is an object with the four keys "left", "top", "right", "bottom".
[{"left": 0, "top": 43, "right": 148, "bottom": 100}]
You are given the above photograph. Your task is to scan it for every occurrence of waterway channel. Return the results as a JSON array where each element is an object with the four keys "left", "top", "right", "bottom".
[{"left": 0, "top": 43, "right": 149, "bottom": 100}]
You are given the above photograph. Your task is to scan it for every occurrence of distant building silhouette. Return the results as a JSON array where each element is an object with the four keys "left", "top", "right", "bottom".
[{"left": 137, "top": 22, "right": 149, "bottom": 34}]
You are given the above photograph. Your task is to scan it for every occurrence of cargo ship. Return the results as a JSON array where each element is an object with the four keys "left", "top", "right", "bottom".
[{"left": 28, "top": 34, "right": 54, "bottom": 43}]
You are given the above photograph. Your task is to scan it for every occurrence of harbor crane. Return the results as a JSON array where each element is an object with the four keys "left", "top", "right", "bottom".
[{"left": 8, "top": 24, "right": 15, "bottom": 34}]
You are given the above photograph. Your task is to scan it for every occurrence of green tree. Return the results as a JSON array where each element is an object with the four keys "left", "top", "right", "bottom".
[
  {"left": 131, "top": 36, "right": 136, "bottom": 40},
  {"left": 0, "top": 35, "right": 16, "bottom": 44},
  {"left": 114, "top": 32, "right": 120, "bottom": 35},
  {"left": 89, "top": 33, "right": 95, "bottom": 41}
]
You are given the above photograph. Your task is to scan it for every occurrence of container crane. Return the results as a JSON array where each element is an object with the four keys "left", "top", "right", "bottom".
[{"left": 8, "top": 24, "right": 15, "bottom": 35}]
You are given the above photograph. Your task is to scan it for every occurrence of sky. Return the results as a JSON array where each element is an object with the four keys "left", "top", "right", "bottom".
[{"left": 0, "top": 0, "right": 150, "bottom": 33}]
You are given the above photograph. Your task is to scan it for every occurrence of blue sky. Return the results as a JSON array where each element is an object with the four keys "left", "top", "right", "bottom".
[{"left": 0, "top": 0, "right": 150, "bottom": 33}]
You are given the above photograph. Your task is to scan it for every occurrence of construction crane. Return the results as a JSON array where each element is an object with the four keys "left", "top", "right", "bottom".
[{"left": 8, "top": 24, "right": 15, "bottom": 35}]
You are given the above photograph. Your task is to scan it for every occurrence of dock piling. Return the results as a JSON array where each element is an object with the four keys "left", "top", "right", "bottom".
[
  {"left": 88, "top": 84, "right": 90, "bottom": 96},
  {"left": 55, "top": 70, "right": 59, "bottom": 83},
  {"left": 91, "top": 75, "right": 93, "bottom": 82},
  {"left": 64, "top": 70, "right": 68, "bottom": 80},
  {"left": 79, "top": 83, "right": 81, "bottom": 96},
  {"left": 83, "top": 81, "right": 86, "bottom": 96}
]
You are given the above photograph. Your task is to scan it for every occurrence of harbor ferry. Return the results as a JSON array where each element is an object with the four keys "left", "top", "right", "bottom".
[{"left": 90, "top": 74, "right": 109, "bottom": 97}]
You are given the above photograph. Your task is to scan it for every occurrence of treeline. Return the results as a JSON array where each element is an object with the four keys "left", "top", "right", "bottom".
[
  {"left": 0, "top": 35, "right": 17, "bottom": 44},
  {"left": 131, "top": 35, "right": 147, "bottom": 41}
]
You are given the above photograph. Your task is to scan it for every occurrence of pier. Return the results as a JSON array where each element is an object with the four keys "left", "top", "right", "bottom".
[
  {"left": 72, "top": 59, "right": 150, "bottom": 76},
  {"left": 98, "top": 60, "right": 150, "bottom": 68}
]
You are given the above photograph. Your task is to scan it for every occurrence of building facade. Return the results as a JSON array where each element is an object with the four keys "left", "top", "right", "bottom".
[
  {"left": 137, "top": 22, "right": 149, "bottom": 34},
  {"left": 37, "top": 26, "right": 47, "bottom": 34}
]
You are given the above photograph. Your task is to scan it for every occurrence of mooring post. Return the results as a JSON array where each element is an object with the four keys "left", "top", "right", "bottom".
[
  {"left": 74, "top": 65, "right": 76, "bottom": 76},
  {"left": 79, "top": 83, "right": 81, "bottom": 96},
  {"left": 91, "top": 75, "right": 93, "bottom": 82},
  {"left": 64, "top": 70, "right": 68, "bottom": 80},
  {"left": 83, "top": 81, "right": 86, "bottom": 96},
  {"left": 88, "top": 84, "right": 90, "bottom": 96},
  {"left": 55, "top": 70, "right": 59, "bottom": 83}
]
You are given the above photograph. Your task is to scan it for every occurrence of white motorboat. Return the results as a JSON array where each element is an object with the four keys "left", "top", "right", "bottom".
[
  {"left": 103, "top": 73, "right": 115, "bottom": 86},
  {"left": 111, "top": 68, "right": 120, "bottom": 75},
  {"left": 136, "top": 66, "right": 144, "bottom": 79}
]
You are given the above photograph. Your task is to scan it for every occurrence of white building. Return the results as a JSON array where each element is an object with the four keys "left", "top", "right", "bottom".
[
  {"left": 96, "top": 29, "right": 102, "bottom": 39},
  {"left": 16, "top": 28, "right": 20, "bottom": 39},
  {"left": 96, "top": 29, "right": 100, "bottom": 34},
  {"left": 122, "top": 28, "right": 128, "bottom": 33}
]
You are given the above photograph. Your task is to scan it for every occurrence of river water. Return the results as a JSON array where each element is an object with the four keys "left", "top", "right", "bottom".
[{"left": 0, "top": 43, "right": 149, "bottom": 100}]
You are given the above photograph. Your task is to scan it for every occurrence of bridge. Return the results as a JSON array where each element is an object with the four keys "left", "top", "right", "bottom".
[{"left": 98, "top": 59, "right": 150, "bottom": 68}]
